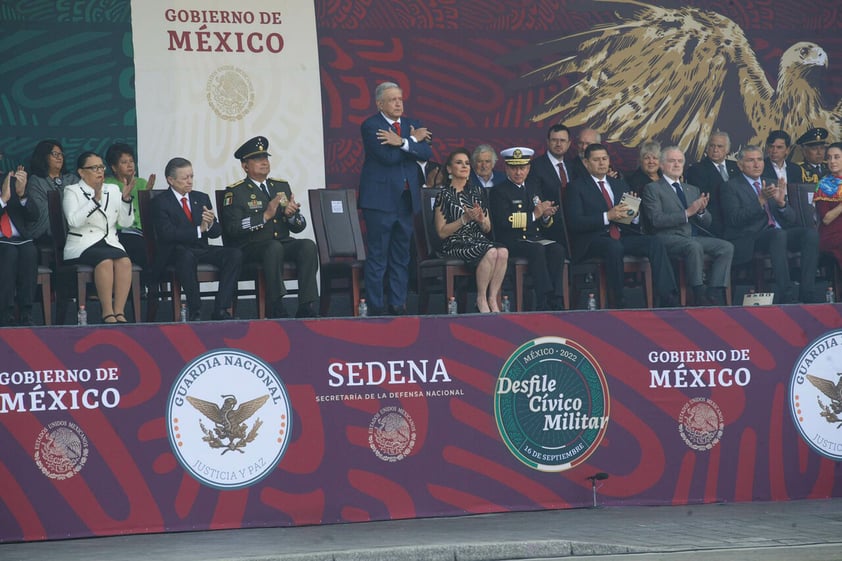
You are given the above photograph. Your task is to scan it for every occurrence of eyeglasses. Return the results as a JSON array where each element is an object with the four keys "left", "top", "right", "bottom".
[
  {"left": 82, "top": 165, "right": 106, "bottom": 172},
  {"left": 50, "top": 151, "right": 64, "bottom": 158}
]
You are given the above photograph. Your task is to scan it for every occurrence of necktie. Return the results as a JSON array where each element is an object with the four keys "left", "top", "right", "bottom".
[
  {"left": 672, "top": 182, "right": 688, "bottom": 209},
  {"left": 718, "top": 163, "right": 728, "bottom": 181},
  {"left": 260, "top": 183, "right": 271, "bottom": 199},
  {"left": 393, "top": 120, "right": 401, "bottom": 136},
  {"left": 598, "top": 180, "right": 620, "bottom": 240},
  {"left": 557, "top": 162, "right": 568, "bottom": 190},
  {"left": 0, "top": 212, "right": 12, "bottom": 238},
  {"left": 752, "top": 181, "right": 776, "bottom": 228},
  {"left": 181, "top": 196, "right": 193, "bottom": 222}
]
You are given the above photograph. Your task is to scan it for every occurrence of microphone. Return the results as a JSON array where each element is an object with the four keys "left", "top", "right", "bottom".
[{"left": 586, "top": 472, "right": 609, "bottom": 482}]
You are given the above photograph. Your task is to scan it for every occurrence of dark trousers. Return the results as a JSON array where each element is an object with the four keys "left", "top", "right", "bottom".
[
  {"left": 118, "top": 231, "right": 147, "bottom": 268},
  {"left": 754, "top": 226, "right": 819, "bottom": 303},
  {"left": 171, "top": 245, "right": 243, "bottom": 313},
  {"left": 0, "top": 239, "right": 38, "bottom": 317},
  {"left": 362, "top": 196, "right": 413, "bottom": 310},
  {"left": 507, "top": 240, "right": 567, "bottom": 310},
  {"left": 242, "top": 238, "right": 319, "bottom": 306},
  {"left": 583, "top": 233, "right": 676, "bottom": 306}
]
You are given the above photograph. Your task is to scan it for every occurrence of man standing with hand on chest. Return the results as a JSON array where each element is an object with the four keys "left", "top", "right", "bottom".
[{"left": 359, "top": 81, "right": 432, "bottom": 315}]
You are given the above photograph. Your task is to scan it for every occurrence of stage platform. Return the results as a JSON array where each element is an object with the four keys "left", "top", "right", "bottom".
[{"left": 1, "top": 303, "right": 841, "bottom": 545}]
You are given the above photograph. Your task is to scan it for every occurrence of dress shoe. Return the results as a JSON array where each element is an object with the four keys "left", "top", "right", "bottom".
[
  {"left": 692, "top": 286, "right": 713, "bottom": 307},
  {"left": 211, "top": 309, "right": 234, "bottom": 321},
  {"left": 269, "top": 301, "right": 289, "bottom": 319},
  {"left": 387, "top": 304, "right": 407, "bottom": 316},
  {"left": 295, "top": 302, "right": 317, "bottom": 319},
  {"left": 659, "top": 293, "right": 680, "bottom": 308},
  {"left": 706, "top": 287, "right": 725, "bottom": 306}
]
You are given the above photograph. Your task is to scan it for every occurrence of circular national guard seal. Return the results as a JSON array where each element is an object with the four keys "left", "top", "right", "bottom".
[
  {"left": 34, "top": 420, "right": 89, "bottom": 480},
  {"left": 206, "top": 65, "right": 255, "bottom": 121},
  {"left": 678, "top": 397, "right": 724, "bottom": 451},
  {"left": 167, "top": 349, "right": 292, "bottom": 489},
  {"left": 495, "top": 337, "right": 610, "bottom": 472},
  {"left": 368, "top": 406, "right": 417, "bottom": 462},
  {"left": 789, "top": 329, "right": 842, "bottom": 461}
]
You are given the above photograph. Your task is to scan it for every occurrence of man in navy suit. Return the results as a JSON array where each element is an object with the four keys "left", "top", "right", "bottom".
[
  {"left": 469, "top": 144, "right": 506, "bottom": 189},
  {"left": 761, "top": 130, "right": 802, "bottom": 185},
  {"left": 685, "top": 131, "right": 740, "bottom": 235},
  {"left": 0, "top": 166, "right": 39, "bottom": 326},
  {"left": 150, "top": 157, "right": 242, "bottom": 321},
  {"left": 564, "top": 144, "right": 677, "bottom": 308},
  {"left": 721, "top": 146, "right": 819, "bottom": 303},
  {"left": 527, "top": 123, "right": 574, "bottom": 247},
  {"left": 359, "top": 81, "right": 432, "bottom": 315}
]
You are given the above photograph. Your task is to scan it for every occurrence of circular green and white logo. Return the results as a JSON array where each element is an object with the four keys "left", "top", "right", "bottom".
[{"left": 495, "top": 336, "right": 610, "bottom": 472}]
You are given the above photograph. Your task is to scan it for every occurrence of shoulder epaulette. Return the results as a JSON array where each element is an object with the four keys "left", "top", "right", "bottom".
[
  {"left": 226, "top": 179, "right": 246, "bottom": 189},
  {"left": 269, "top": 177, "right": 288, "bottom": 183}
]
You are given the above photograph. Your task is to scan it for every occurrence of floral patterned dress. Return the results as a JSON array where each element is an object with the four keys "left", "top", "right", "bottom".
[{"left": 434, "top": 182, "right": 498, "bottom": 265}]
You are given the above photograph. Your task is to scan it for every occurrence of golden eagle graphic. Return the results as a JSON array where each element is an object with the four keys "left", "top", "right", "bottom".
[
  {"left": 806, "top": 374, "right": 842, "bottom": 427},
  {"left": 517, "top": 0, "right": 841, "bottom": 159},
  {"left": 186, "top": 394, "right": 270, "bottom": 454}
]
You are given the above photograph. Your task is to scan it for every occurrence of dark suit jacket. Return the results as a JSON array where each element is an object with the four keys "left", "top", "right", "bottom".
[
  {"left": 220, "top": 178, "right": 306, "bottom": 248},
  {"left": 684, "top": 156, "right": 740, "bottom": 234},
  {"left": 720, "top": 174, "right": 798, "bottom": 263},
  {"left": 761, "top": 158, "right": 802, "bottom": 185},
  {"left": 0, "top": 184, "right": 39, "bottom": 240},
  {"left": 526, "top": 152, "right": 571, "bottom": 247},
  {"left": 563, "top": 174, "right": 639, "bottom": 261},
  {"left": 149, "top": 188, "right": 220, "bottom": 281},
  {"left": 568, "top": 156, "right": 587, "bottom": 183},
  {"left": 489, "top": 179, "right": 552, "bottom": 247},
  {"left": 359, "top": 113, "right": 432, "bottom": 214},
  {"left": 469, "top": 169, "right": 506, "bottom": 189},
  {"left": 626, "top": 167, "right": 662, "bottom": 193}
]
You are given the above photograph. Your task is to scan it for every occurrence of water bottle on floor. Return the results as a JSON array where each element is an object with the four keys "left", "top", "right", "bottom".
[
  {"left": 501, "top": 295, "right": 511, "bottom": 313},
  {"left": 447, "top": 297, "right": 458, "bottom": 315},
  {"left": 180, "top": 303, "right": 188, "bottom": 322},
  {"left": 827, "top": 286, "right": 835, "bottom": 304},
  {"left": 358, "top": 298, "right": 368, "bottom": 317},
  {"left": 77, "top": 305, "right": 87, "bottom": 326},
  {"left": 587, "top": 293, "right": 598, "bottom": 311}
]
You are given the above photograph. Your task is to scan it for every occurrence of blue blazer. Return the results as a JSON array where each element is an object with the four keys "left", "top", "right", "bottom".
[{"left": 359, "top": 112, "right": 432, "bottom": 214}]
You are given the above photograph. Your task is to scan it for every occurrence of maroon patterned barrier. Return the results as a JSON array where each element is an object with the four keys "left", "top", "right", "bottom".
[{"left": 2, "top": 306, "right": 842, "bottom": 542}]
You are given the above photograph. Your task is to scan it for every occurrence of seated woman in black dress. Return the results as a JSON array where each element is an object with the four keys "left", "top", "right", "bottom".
[
  {"left": 434, "top": 148, "right": 508, "bottom": 313},
  {"left": 63, "top": 152, "right": 135, "bottom": 323},
  {"left": 626, "top": 140, "right": 662, "bottom": 193}
]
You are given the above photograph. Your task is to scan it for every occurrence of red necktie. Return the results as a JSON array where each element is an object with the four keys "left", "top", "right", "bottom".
[
  {"left": 393, "top": 120, "right": 401, "bottom": 136},
  {"left": 598, "top": 180, "right": 620, "bottom": 240},
  {"left": 181, "top": 196, "right": 193, "bottom": 222},
  {"left": 0, "top": 212, "right": 12, "bottom": 238},
  {"left": 557, "top": 162, "right": 568, "bottom": 191}
]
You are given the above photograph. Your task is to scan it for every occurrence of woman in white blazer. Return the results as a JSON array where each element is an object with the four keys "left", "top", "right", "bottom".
[{"left": 63, "top": 152, "right": 135, "bottom": 323}]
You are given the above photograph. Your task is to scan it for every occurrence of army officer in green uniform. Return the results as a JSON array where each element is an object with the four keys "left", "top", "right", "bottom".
[{"left": 221, "top": 136, "right": 318, "bottom": 318}]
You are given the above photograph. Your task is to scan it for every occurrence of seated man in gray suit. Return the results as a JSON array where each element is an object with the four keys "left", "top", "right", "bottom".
[
  {"left": 721, "top": 145, "right": 819, "bottom": 304},
  {"left": 641, "top": 147, "right": 734, "bottom": 306}
]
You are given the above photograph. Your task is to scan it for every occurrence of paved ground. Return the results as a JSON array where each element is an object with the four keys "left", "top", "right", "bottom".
[{"left": 2, "top": 498, "right": 841, "bottom": 561}]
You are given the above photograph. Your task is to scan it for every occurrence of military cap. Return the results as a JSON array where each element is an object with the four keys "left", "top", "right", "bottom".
[
  {"left": 234, "top": 136, "right": 271, "bottom": 160},
  {"left": 796, "top": 127, "right": 829, "bottom": 146},
  {"left": 501, "top": 147, "right": 534, "bottom": 166}
]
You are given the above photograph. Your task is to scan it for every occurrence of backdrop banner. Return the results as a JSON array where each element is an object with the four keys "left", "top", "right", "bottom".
[
  {"left": 131, "top": 0, "right": 324, "bottom": 231},
  {"left": 2, "top": 306, "right": 841, "bottom": 542}
]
